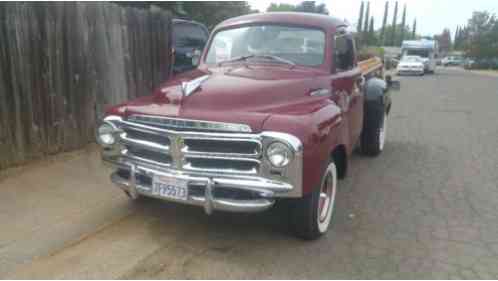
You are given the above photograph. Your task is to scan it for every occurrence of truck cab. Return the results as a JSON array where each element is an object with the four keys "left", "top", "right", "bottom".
[{"left": 97, "top": 12, "right": 398, "bottom": 240}]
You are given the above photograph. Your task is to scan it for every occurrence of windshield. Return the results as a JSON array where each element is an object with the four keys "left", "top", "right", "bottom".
[
  {"left": 205, "top": 25, "right": 325, "bottom": 66},
  {"left": 402, "top": 56, "right": 422, "bottom": 62},
  {"left": 404, "top": 49, "right": 430, "bottom": 58}
]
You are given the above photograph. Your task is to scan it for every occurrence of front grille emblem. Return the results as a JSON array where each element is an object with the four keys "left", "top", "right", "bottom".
[{"left": 170, "top": 135, "right": 185, "bottom": 169}]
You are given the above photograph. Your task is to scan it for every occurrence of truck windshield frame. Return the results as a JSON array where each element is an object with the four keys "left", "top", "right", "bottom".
[{"left": 205, "top": 24, "right": 326, "bottom": 67}]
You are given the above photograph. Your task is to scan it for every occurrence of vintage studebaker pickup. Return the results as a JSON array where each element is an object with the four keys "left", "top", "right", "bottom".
[{"left": 96, "top": 12, "right": 399, "bottom": 239}]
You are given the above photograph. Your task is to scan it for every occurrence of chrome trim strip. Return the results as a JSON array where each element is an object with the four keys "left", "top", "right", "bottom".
[
  {"left": 127, "top": 114, "right": 252, "bottom": 133},
  {"left": 183, "top": 163, "right": 258, "bottom": 175},
  {"left": 122, "top": 150, "right": 172, "bottom": 167},
  {"left": 182, "top": 136, "right": 261, "bottom": 157},
  {"left": 120, "top": 135, "right": 170, "bottom": 154}
]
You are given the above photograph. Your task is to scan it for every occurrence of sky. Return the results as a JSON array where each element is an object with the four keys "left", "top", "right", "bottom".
[{"left": 247, "top": 0, "right": 498, "bottom": 37}]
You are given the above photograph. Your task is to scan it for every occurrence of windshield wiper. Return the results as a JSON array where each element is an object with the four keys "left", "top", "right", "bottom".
[
  {"left": 218, "top": 54, "right": 296, "bottom": 67},
  {"left": 253, "top": 54, "right": 296, "bottom": 66},
  {"left": 218, "top": 55, "right": 255, "bottom": 66}
]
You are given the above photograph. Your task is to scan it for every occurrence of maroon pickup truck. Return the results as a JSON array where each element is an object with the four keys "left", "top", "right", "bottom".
[{"left": 97, "top": 12, "right": 399, "bottom": 239}]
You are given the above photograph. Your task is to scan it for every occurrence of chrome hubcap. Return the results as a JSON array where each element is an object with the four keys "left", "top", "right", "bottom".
[
  {"left": 379, "top": 115, "right": 387, "bottom": 150},
  {"left": 317, "top": 162, "right": 337, "bottom": 233}
]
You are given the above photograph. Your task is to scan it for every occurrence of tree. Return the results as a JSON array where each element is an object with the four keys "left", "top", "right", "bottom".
[
  {"left": 115, "top": 2, "right": 254, "bottom": 30},
  {"left": 267, "top": 1, "right": 328, "bottom": 15},
  {"left": 390, "top": 1, "right": 398, "bottom": 45},
  {"left": 465, "top": 11, "right": 498, "bottom": 59},
  {"left": 295, "top": 1, "right": 329, "bottom": 15},
  {"left": 267, "top": 3, "right": 295, "bottom": 12},
  {"left": 399, "top": 4, "right": 407, "bottom": 43},
  {"left": 434, "top": 28, "right": 452, "bottom": 53},
  {"left": 363, "top": 1, "right": 370, "bottom": 39},
  {"left": 380, "top": 1, "right": 389, "bottom": 45},
  {"left": 412, "top": 18, "right": 417, "bottom": 39},
  {"left": 383, "top": 23, "right": 410, "bottom": 46},
  {"left": 357, "top": 1, "right": 365, "bottom": 34},
  {"left": 367, "top": 17, "right": 376, "bottom": 45}
]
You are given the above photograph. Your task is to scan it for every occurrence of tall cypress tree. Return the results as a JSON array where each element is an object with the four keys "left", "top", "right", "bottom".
[
  {"left": 363, "top": 1, "right": 370, "bottom": 41},
  {"left": 400, "top": 4, "right": 407, "bottom": 43},
  {"left": 412, "top": 18, "right": 417, "bottom": 39},
  {"left": 390, "top": 1, "right": 399, "bottom": 46},
  {"left": 380, "top": 1, "right": 389, "bottom": 45},
  {"left": 368, "top": 17, "right": 375, "bottom": 45},
  {"left": 357, "top": 1, "right": 364, "bottom": 34},
  {"left": 454, "top": 26, "right": 460, "bottom": 49}
]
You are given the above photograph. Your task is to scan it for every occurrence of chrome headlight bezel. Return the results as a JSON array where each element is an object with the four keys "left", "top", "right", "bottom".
[
  {"left": 266, "top": 141, "right": 294, "bottom": 168},
  {"left": 96, "top": 121, "right": 119, "bottom": 147}
]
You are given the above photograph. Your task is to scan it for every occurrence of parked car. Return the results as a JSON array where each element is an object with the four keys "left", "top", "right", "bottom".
[
  {"left": 396, "top": 56, "right": 425, "bottom": 76},
  {"left": 441, "top": 56, "right": 464, "bottom": 66},
  {"left": 96, "top": 12, "right": 400, "bottom": 240},
  {"left": 464, "top": 57, "right": 498, "bottom": 70},
  {"left": 172, "top": 19, "right": 209, "bottom": 74},
  {"left": 463, "top": 58, "right": 476, "bottom": 69}
]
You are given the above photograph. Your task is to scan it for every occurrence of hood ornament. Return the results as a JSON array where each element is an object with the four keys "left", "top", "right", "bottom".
[{"left": 181, "top": 75, "right": 210, "bottom": 97}]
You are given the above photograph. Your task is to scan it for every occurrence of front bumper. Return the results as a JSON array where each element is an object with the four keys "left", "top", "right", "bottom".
[
  {"left": 106, "top": 156, "right": 297, "bottom": 213},
  {"left": 397, "top": 69, "right": 424, "bottom": 75}
]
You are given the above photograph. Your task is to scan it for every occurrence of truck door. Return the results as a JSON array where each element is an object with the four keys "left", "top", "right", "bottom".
[{"left": 330, "top": 29, "right": 364, "bottom": 148}]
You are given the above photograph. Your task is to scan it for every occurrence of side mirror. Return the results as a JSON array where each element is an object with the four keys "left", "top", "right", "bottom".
[{"left": 386, "top": 75, "right": 400, "bottom": 91}]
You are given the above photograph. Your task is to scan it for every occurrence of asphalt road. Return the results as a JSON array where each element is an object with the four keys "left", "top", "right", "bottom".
[{"left": 1, "top": 68, "right": 498, "bottom": 279}]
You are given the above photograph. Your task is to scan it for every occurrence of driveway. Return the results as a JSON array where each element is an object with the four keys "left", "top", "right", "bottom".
[{"left": 1, "top": 68, "right": 498, "bottom": 279}]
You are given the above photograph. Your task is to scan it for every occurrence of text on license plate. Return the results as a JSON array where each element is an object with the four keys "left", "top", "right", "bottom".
[{"left": 152, "top": 176, "right": 188, "bottom": 201}]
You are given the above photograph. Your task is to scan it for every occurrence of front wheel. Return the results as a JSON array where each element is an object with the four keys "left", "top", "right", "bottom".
[{"left": 290, "top": 160, "right": 338, "bottom": 240}]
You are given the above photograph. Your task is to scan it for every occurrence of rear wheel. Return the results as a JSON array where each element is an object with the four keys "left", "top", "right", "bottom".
[
  {"left": 361, "top": 105, "right": 387, "bottom": 156},
  {"left": 290, "top": 160, "right": 338, "bottom": 240}
]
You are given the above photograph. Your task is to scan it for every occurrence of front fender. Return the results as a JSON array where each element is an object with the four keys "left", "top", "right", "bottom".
[{"left": 262, "top": 101, "right": 346, "bottom": 195}]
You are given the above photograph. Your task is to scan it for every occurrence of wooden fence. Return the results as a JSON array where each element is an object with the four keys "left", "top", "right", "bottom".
[{"left": 0, "top": 2, "right": 172, "bottom": 169}]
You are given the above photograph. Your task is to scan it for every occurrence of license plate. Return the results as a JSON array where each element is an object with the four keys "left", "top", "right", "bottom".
[{"left": 152, "top": 175, "right": 188, "bottom": 201}]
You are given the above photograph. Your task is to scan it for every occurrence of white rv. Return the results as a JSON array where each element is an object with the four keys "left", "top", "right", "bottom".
[{"left": 401, "top": 40, "right": 439, "bottom": 73}]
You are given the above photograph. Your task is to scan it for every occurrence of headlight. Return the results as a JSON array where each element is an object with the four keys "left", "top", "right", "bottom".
[
  {"left": 96, "top": 122, "right": 117, "bottom": 146},
  {"left": 266, "top": 142, "right": 293, "bottom": 168}
]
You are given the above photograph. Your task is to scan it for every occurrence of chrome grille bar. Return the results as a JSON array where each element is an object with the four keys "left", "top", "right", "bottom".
[{"left": 113, "top": 116, "right": 262, "bottom": 175}]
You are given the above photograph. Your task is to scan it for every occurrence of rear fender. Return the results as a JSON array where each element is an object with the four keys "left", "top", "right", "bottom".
[{"left": 363, "top": 77, "right": 389, "bottom": 129}]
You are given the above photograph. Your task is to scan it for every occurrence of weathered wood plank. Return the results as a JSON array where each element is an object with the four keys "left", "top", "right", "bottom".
[{"left": 0, "top": 2, "right": 172, "bottom": 170}]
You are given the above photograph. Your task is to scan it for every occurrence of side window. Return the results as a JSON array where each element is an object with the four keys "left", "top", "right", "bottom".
[{"left": 334, "top": 33, "right": 355, "bottom": 72}]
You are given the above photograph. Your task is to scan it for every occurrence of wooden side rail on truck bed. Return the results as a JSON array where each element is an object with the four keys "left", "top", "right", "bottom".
[{"left": 358, "top": 57, "right": 383, "bottom": 76}]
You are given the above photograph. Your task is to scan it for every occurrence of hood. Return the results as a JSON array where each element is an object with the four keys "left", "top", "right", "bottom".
[{"left": 108, "top": 65, "right": 330, "bottom": 132}]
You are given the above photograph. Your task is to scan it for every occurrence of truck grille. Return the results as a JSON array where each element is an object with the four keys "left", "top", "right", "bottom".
[{"left": 118, "top": 116, "right": 262, "bottom": 175}]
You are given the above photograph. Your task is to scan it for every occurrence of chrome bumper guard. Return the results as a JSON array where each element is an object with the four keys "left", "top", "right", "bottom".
[{"left": 107, "top": 158, "right": 293, "bottom": 213}]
